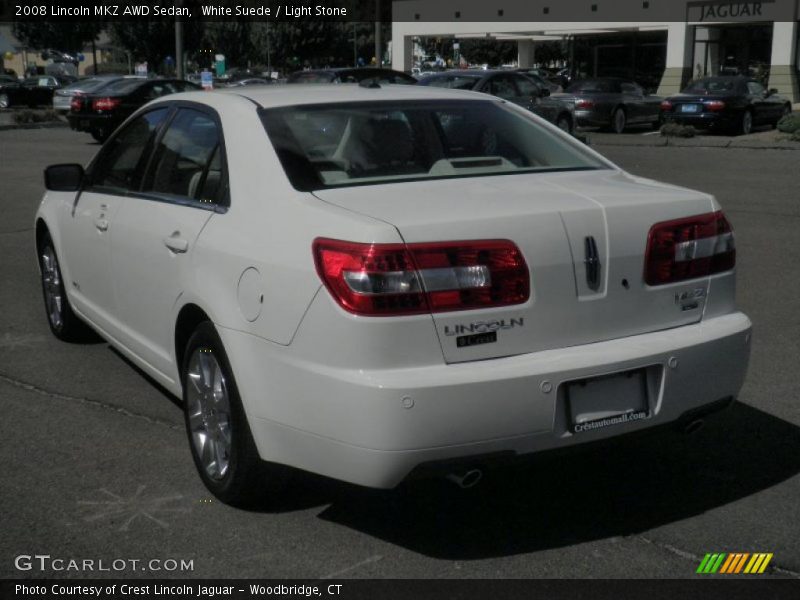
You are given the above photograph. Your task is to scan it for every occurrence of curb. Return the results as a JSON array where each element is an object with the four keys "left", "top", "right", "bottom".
[{"left": 588, "top": 135, "right": 800, "bottom": 151}]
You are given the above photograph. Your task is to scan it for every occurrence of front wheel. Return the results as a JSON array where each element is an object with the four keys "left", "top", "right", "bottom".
[
  {"left": 739, "top": 109, "right": 753, "bottom": 135},
  {"left": 39, "top": 233, "right": 93, "bottom": 342},
  {"left": 182, "top": 322, "right": 289, "bottom": 507}
]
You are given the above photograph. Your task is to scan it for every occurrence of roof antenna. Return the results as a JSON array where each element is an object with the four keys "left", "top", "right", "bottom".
[{"left": 359, "top": 78, "right": 381, "bottom": 89}]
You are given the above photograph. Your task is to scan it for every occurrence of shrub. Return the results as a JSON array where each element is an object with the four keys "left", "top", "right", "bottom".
[
  {"left": 777, "top": 113, "right": 800, "bottom": 134},
  {"left": 791, "top": 129, "right": 800, "bottom": 142},
  {"left": 12, "top": 109, "right": 60, "bottom": 124},
  {"left": 660, "top": 122, "right": 696, "bottom": 138}
]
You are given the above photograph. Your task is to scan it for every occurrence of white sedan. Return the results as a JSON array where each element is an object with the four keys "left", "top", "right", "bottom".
[{"left": 36, "top": 84, "right": 751, "bottom": 505}]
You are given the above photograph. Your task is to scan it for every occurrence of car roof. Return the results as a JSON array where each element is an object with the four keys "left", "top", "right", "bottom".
[
  {"left": 216, "top": 83, "right": 490, "bottom": 108},
  {"left": 165, "top": 83, "right": 491, "bottom": 110}
]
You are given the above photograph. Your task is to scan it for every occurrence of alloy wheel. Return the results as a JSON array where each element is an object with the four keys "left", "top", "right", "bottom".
[
  {"left": 613, "top": 108, "right": 626, "bottom": 134},
  {"left": 742, "top": 111, "right": 753, "bottom": 135},
  {"left": 186, "top": 347, "right": 233, "bottom": 481},
  {"left": 41, "top": 246, "right": 63, "bottom": 331}
]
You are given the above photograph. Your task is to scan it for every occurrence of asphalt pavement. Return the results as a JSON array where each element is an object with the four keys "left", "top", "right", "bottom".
[{"left": 1, "top": 129, "right": 799, "bottom": 579}]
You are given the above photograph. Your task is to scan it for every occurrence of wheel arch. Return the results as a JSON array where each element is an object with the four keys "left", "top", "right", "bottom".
[{"left": 175, "top": 303, "right": 213, "bottom": 370}]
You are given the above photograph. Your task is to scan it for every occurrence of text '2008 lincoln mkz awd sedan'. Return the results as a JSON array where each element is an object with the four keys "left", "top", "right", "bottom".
[{"left": 36, "top": 83, "right": 751, "bottom": 505}]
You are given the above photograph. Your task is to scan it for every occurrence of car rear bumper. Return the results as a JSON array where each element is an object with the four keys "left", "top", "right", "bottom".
[
  {"left": 67, "top": 113, "right": 116, "bottom": 132},
  {"left": 220, "top": 311, "right": 751, "bottom": 488},
  {"left": 662, "top": 112, "right": 738, "bottom": 129}
]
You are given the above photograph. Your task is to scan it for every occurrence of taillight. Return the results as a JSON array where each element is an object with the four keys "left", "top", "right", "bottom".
[
  {"left": 313, "top": 238, "right": 530, "bottom": 316},
  {"left": 644, "top": 211, "right": 735, "bottom": 286},
  {"left": 660, "top": 100, "right": 673, "bottom": 111},
  {"left": 92, "top": 97, "right": 121, "bottom": 111},
  {"left": 70, "top": 96, "right": 83, "bottom": 111},
  {"left": 575, "top": 98, "right": 594, "bottom": 109},
  {"left": 704, "top": 100, "right": 726, "bottom": 112}
]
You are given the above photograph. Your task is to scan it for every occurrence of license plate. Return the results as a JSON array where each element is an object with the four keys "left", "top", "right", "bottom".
[
  {"left": 680, "top": 104, "right": 701, "bottom": 113},
  {"left": 567, "top": 369, "right": 649, "bottom": 433}
]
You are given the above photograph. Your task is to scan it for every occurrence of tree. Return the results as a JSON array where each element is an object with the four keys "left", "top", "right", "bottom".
[
  {"left": 459, "top": 39, "right": 518, "bottom": 67},
  {"left": 109, "top": 21, "right": 203, "bottom": 74},
  {"left": 12, "top": 22, "right": 102, "bottom": 54}
]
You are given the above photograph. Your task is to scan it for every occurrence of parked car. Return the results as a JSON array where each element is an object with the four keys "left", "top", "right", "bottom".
[
  {"left": 514, "top": 69, "right": 563, "bottom": 93},
  {"left": 225, "top": 78, "right": 273, "bottom": 87},
  {"left": 553, "top": 78, "right": 663, "bottom": 133},
  {"left": 67, "top": 78, "right": 199, "bottom": 141},
  {"left": 418, "top": 69, "right": 575, "bottom": 132},
  {"left": 53, "top": 76, "right": 143, "bottom": 113},
  {"left": 0, "top": 74, "right": 75, "bottom": 109},
  {"left": 287, "top": 67, "right": 417, "bottom": 85},
  {"left": 36, "top": 84, "right": 750, "bottom": 505},
  {"left": 660, "top": 76, "right": 792, "bottom": 135}
]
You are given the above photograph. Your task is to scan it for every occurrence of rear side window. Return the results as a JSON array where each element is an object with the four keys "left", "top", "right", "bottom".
[
  {"left": 89, "top": 108, "right": 169, "bottom": 192},
  {"left": 143, "top": 108, "right": 224, "bottom": 204},
  {"left": 423, "top": 75, "right": 479, "bottom": 90}
]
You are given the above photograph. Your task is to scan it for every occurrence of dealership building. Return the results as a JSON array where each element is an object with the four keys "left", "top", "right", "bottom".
[{"left": 391, "top": 0, "right": 800, "bottom": 101}]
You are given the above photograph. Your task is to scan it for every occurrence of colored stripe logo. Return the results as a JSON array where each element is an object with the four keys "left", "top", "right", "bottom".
[{"left": 697, "top": 553, "right": 773, "bottom": 574}]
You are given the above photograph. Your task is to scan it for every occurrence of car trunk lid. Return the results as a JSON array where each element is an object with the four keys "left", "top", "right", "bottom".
[{"left": 313, "top": 170, "right": 715, "bottom": 363}]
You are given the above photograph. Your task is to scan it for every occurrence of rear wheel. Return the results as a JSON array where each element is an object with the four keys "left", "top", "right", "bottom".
[
  {"left": 182, "top": 322, "right": 288, "bottom": 507},
  {"left": 39, "top": 232, "right": 93, "bottom": 342},
  {"left": 555, "top": 114, "right": 573, "bottom": 134},
  {"left": 0, "top": 93, "right": 9, "bottom": 109},
  {"left": 610, "top": 107, "right": 627, "bottom": 134},
  {"left": 90, "top": 128, "right": 108, "bottom": 143}
]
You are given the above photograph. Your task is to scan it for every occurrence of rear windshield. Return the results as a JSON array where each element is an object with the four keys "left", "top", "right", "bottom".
[
  {"left": 567, "top": 80, "right": 619, "bottom": 93},
  {"left": 103, "top": 78, "right": 147, "bottom": 94},
  {"left": 683, "top": 78, "right": 739, "bottom": 93},
  {"left": 260, "top": 99, "right": 607, "bottom": 191},
  {"left": 420, "top": 75, "right": 481, "bottom": 90}
]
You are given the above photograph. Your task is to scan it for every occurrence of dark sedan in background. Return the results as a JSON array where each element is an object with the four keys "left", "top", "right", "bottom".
[
  {"left": 553, "top": 77, "right": 663, "bottom": 133},
  {"left": 53, "top": 76, "right": 144, "bottom": 113},
  {"left": 0, "top": 74, "right": 76, "bottom": 109},
  {"left": 418, "top": 70, "right": 576, "bottom": 133},
  {"left": 68, "top": 78, "right": 199, "bottom": 141},
  {"left": 287, "top": 68, "right": 417, "bottom": 85},
  {"left": 660, "top": 76, "right": 792, "bottom": 135}
]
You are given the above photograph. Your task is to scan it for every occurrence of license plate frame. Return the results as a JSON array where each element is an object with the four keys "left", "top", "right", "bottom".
[
  {"left": 567, "top": 368, "right": 650, "bottom": 434},
  {"left": 680, "top": 103, "right": 702, "bottom": 113}
]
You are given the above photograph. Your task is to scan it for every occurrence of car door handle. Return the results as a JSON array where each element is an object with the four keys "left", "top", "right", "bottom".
[
  {"left": 94, "top": 218, "right": 109, "bottom": 231},
  {"left": 164, "top": 234, "right": 189, "bottom": 254}
]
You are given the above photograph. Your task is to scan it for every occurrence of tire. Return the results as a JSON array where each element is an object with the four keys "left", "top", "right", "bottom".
[
  {"left": 774, "top": 104, "right": 791, "bottom": 129},
  {"left": 182, "top": 322, "right": 289, "bottom": 507},
  {"left": 39, "top": 232, "right": 93, "bottom": 342},
  {"left": 0, "top": 93, "right": 9, "bottom": 109},
  {"left": 739, "top": 109, "right": 753, "bottom": 136},
  {"left": 555, "top": 114, "right": 573, "bottom": 134},
  {"left": 610, "top": 107, "right": 627, "bottom": 134},
  {"left": 90, "top": 128, "right": 108, "bottom": 143}
]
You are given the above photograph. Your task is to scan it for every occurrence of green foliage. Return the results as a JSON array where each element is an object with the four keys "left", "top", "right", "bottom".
[
  {"left": 458, "top": 39, "right": 518, "bottom": 67},
  {"left": 12, "top": 109, "right": 60, "bottom": 124},
  {"left": 776, "top": 113, "right": 800, "bottom": 134},
  {"left": 791, "top": 129, "right": 800, "bottom": 142},
  {"left": 660, "top": 123, "right": 696, "bottom": 138},
  {"left": 108, "top": 21, "right": 203, "bottom": 73},
  {"left": 12, "top": 22, "right": 102, "bottom": 54}
]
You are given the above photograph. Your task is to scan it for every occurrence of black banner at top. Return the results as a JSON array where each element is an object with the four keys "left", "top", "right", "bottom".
[{"left": 3, "top": 0, "right": 798, "bottom": 22}]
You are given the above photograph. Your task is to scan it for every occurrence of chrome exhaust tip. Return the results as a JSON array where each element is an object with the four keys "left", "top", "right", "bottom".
[{"left": 446, "top": 469, "right": 483, "bottom": 489}]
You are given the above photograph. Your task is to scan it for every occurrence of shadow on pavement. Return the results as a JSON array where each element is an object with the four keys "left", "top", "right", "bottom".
[{"left": 302, "top": 402, "right": 800, "bottom": 559}]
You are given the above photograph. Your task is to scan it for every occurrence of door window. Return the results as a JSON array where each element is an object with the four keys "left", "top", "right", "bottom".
[
  {"left": 487, "top": 75, "right": 519, "bottom": 100},
  {"left": 89, "top": 108, "right": 169, "bottom": 192},
  {"left": 514, "top": 75, "right": 541, "bottom": 98},
  {"left": 746, "top": 81, "right": 765, "bottom": 95},
  {"left": 143, "top": 108, "right": 225, "bottom": 204},
  {"left": 621, "top": 82, "right": 643, "bottom": 95}
]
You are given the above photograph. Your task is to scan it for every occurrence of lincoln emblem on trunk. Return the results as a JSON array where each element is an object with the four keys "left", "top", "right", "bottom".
[{"left": 584, "top": 236, "right": 601, "bottom": 291}]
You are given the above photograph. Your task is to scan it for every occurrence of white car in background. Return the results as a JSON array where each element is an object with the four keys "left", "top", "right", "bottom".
[{"left": 35, "top": 84, "right": 751, "bottom": 505}]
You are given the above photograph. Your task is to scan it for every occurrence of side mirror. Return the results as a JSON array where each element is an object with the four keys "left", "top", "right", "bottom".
[
  {"left": 767, "top": 88, "right": 778, "bottom": 96},
  {"left": 539, "top": 88, "right": 550, "bottom": 98},
  {"left": 44, "top": 163, "right": 84, "bottom": 191}
]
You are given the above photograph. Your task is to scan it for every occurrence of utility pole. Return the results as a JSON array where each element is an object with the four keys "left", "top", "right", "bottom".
[
  {"left": 374, "top": 0, "right": 381, "bottom": 68},
  {"left": 175, "top": 18, "right": 184, "bottom": 79}
]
